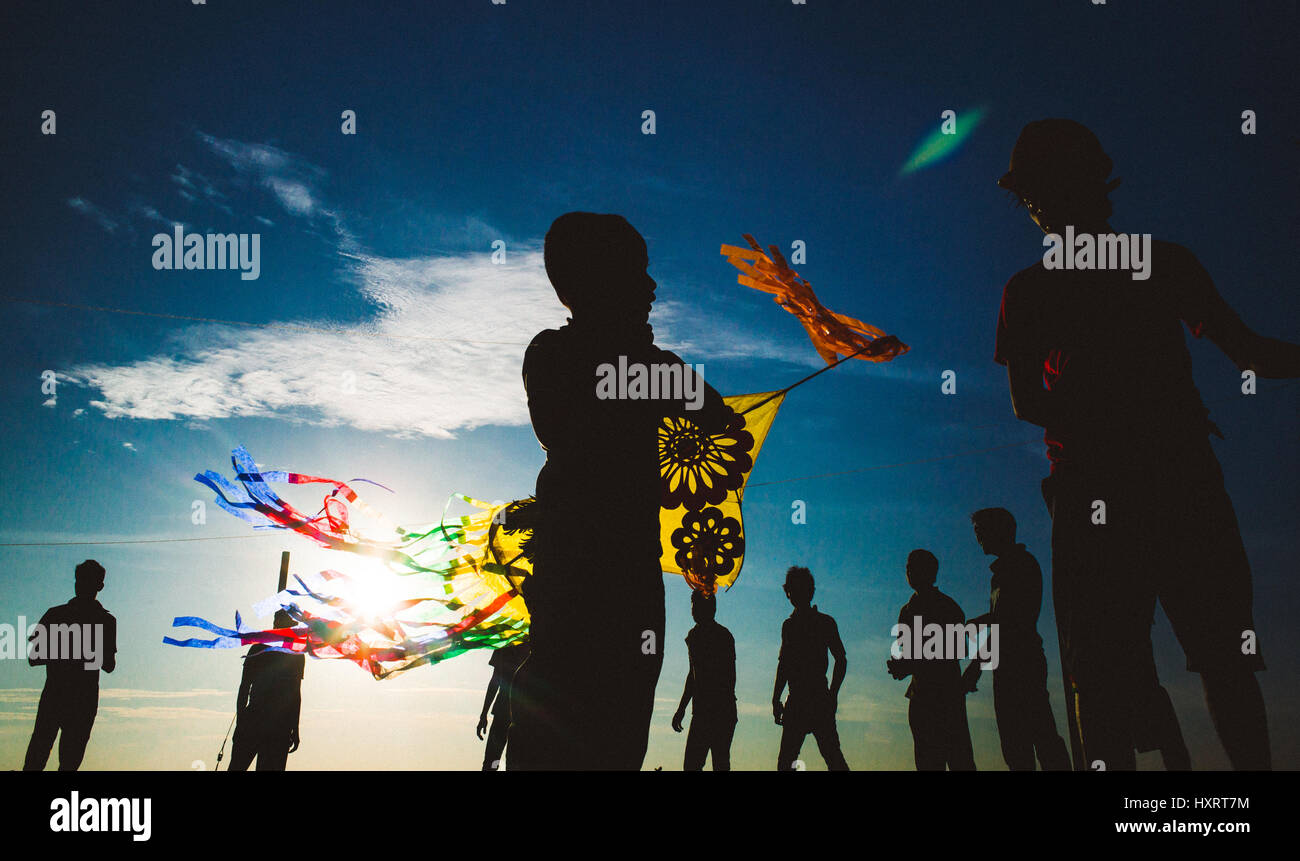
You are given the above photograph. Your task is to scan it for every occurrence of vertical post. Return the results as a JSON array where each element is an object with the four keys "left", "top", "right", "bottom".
[{"left": 277, "top": 550, "right": 290, "bottom": 594}]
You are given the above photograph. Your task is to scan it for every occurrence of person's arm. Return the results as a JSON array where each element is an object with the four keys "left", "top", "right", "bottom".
[
  {"left": 234, "top": 661, "right": 253, "bottom": 718},
  {"left": 672, "top": 664, "right": 694, "bottom": 733},
  {"left": 101, "top": 615, "right": 116, "bottom": 674},
  {"left": 1175, "top": 246, "right": 1300, "bottom": 379},
  {"left": 652, "top": 347, "right": 728, "bottom": 427},
  {"left": 27, "top": 610, "right": 51, "bottom": 667},
  {"left": 828, "top": 619, "right": 847, "bottom": 703},
  {"left": 1006, "top": 359, "right": 1056, "bottom": 429},
  {"left": 288, "top": 661, "right": 303, "bottom": 754},
  {"left": 1206, "top": 316, "right": 1300, "bottom": 379},
  {"left": 772, "top": 627, "right": 788, "bottom": 725},
  {"left": 478, "top": 669, "right": 502, "bottom": 740}
]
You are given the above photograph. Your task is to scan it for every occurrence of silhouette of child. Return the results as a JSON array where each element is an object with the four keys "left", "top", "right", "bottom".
[{"left": 508, "top": 212, "right": 725, "bottom": 771}]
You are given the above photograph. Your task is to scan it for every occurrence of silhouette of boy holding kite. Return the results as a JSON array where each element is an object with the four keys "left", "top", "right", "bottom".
[
  {"left": 509, "top": 212, "right": 726, "bottom": 770},
  {"left": 995, "top": 118, "right": 1300, "bottom": 769}
]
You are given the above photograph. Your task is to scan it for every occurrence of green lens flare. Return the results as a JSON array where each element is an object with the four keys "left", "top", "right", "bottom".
[{"left": 900, "top": 106, "right": 987, "bottom": 175}]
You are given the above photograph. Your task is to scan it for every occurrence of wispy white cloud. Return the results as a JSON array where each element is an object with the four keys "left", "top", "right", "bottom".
[{"left": 67, "top": 197, "right": 118, "bottom": 233}]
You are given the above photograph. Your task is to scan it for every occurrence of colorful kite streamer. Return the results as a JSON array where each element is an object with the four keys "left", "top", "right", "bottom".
[
  {"left": 167, "top": 392, "right": 783, "bottom": 675},
  {"left": 721, "top": 234, "right": 909, "bottom": 365}
]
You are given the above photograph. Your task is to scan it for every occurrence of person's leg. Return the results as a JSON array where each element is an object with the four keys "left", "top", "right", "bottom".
[
  {"left": 1201, "top": 670, "right": 1270, "bottom": 770},
  {"left": 483, "top": 712, "right": 510, "bottom": 771},
  {"left": 1051, "top": 468, "right": 1144, "bottom": 771},
  {"left": 1159, "top": 451, "right": 1269, "bottom": 771},
  {"left": 994, "top": 674, "right": 1036, "bottom": 771},
  {"left": 712, "top": 717, "right": 736, "bottom": 772},
  {"left": 908, "top": 698, "right": 945, "bottom": 771},
  {"left": 811, "top": 717, "right": 850, "bottom": 771},
  {"left": 683, "top": 714, "right": 709, "bottom": 771},
  {"left": 946, "top": 696, "right": 977, "bottom": 771},
  {"left": 254, "top": 731, "right": 290, "bottom": 771},
  {"left": 23, "top": 686, "right": 61, "bottom": 772},
  {"left": 226, "top": 730, "right": 256, "bottom": 772},
  {"left": 777, "top": 723, "right": 805, "bottom": 771},
  {"left": 56, "top": 693, "right": 98, "bottom": 772}
]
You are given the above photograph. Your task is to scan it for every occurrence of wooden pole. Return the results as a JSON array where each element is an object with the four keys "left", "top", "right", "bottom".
[{"left": 277, "top": 550, "right": 290, "bottom": 593}]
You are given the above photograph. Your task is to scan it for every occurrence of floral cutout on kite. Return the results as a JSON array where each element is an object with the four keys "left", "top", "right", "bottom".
[
  {"left": 659, "top": 404, "right": 754, "bottom": 510},
  {"left": 670, "top": 506, "right": 745, "bottom": 593},
  {"left": 721, "top": 234, "right": 909, "bottom": 365}
]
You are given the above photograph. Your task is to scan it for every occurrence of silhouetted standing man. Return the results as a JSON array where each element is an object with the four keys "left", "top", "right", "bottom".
[
  {"left": 24, "top": 560, "right": 117, "bottom": 771},
  {"left": 509, "top": 212, "right": 726, "bottom": 770},
  {"left": 672, "top": 590, "right": 737, "bottom": 771},
  {"left": 228, "top": 611, "right": 304, "bottom": 771},
  {"left": 888, "top": 550, "right": 975, "bottom": 771},
  {"left": 962, "top": 508, "right": 1070, "bottom": 771},
  {"left": 773, "top": 566, "right": 849, "bottom": 771},
  {"left": 477, "top": 641, "right": 530, "bottom": 771},
  {"left": 995, "top": 119, "right": 1300, "bottom": 769}
]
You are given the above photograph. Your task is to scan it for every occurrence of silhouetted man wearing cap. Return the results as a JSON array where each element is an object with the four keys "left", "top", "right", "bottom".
[
  {"left": 508, "top": 212, "right": 728, "bottom": 770},
  {"left": 24, "top": 560, "right": 117, "bottom": 771},
  {"left": 994, "top": 118, "right": 1300, "bottom": 770}
]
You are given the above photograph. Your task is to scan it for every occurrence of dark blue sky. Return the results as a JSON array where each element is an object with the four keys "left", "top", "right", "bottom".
[{"left": 2, "top": 0, "right": 1297, "bottom": 769}]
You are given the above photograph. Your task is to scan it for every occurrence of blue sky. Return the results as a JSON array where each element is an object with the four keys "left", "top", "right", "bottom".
[{"left": 1, "top": 0, "right": 1297, "bottom": 770}]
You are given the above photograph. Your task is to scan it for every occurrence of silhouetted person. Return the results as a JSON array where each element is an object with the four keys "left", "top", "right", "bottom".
[
  {"left": 228, "top": 611, "right": 304, "bottom": 771},
  {"left": 961, "top": 508, "right": 1070, "bottom": 771},
  {"left": 996, "top": 119, "right": 1300, "bottom": 770},
  {"left": 24, "top": 560, "right": 117, "bottom": 771},
  {"left": 773, "top": 566, "right": 849, "bottom": 771},
  {"left": 477, "top": 641, "right": 530, "bottom": 771},
  {"left": 887, "top": 550, "right": 975, "bottom": 771},
  {"left": 671, "top": 590, "right": 737, "bottom": 770},
  {"left": 508, "top": 212, "right": 727, "bottom": 770}
]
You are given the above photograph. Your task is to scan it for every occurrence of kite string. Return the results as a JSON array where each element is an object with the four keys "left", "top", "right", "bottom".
[{"left": 739, "top": 342, "right": 876, "bottom": 416}]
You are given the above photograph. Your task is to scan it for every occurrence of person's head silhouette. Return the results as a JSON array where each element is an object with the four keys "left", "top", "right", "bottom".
[
  {"left": 998, "top": 119, "right": 1121, "bottom": 235},
  {"left": 783, "top": 565, "right": 815, "bottom": 609},
  {"left": 905, "top": 550, "right": 939, "bottom": 592},
  {"left": 543, "top": 212, "right": 656, "bottom": 331},
  {"left": 970, "top": 507, "right": 1017, "bottom": 556},
  {"left": 74, "top": 559, "right": 105, "bottom": 600},
  {"left": 690, "top": 589, "right": 717, "bottom": 625}
]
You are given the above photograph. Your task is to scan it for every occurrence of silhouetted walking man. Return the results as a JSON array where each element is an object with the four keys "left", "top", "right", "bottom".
[
  {"left": 228, "top": 611, "right": 304, "bottom": 771},
  {"left": 962, "top": 508, "right": 1070, "bottom": 771},
  {"left": 888, "top": 550, "right": 975, "bottom": 771},
  {"left": 24, "top": 560, "right": 117, "bottom": 771},
  {"left": 509, "top": 212, "right": 726, "bottom": 770},
  {"left": 477, "top": 641, "right": 529, "bottom": 771},
  {"left": 995, "top": 119, "right": 1300, "bottom": 770},
  {"left": 672, "top": 590, "right": 737, "bottom": 771},
  {"left": 773, "top": 566, "right": 849, "bottom": 771}
]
